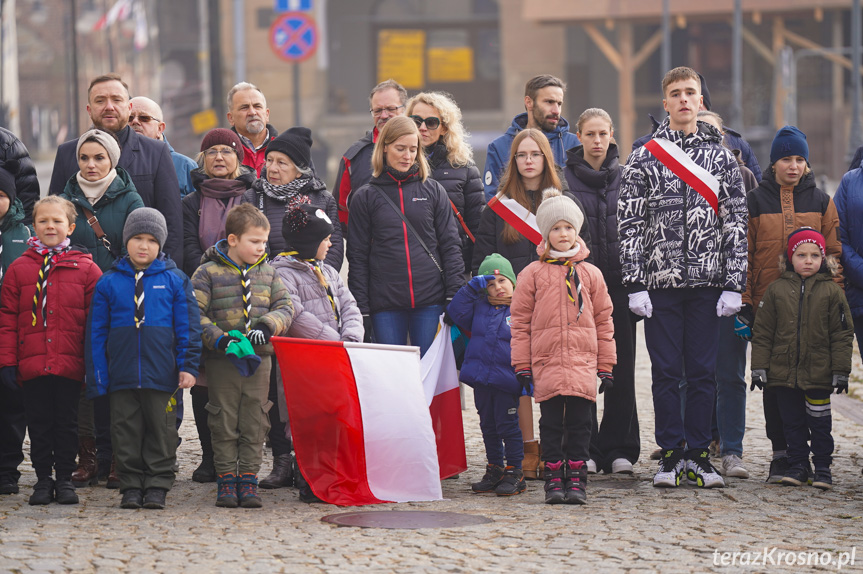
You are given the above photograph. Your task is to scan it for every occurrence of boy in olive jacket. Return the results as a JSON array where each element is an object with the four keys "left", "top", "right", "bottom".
[{"left": 751, "top": 228, "right": 854, "bottom": 491}]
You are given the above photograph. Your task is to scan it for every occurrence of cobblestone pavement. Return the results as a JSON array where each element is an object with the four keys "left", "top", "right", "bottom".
[{"left": 1, "top": 325, "right": 862, "bottom": 573}]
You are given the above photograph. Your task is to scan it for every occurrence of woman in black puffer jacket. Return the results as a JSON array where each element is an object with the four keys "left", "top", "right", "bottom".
[
  {"left": 347, "top": 116, "right": 465, "bottom": 356},
  {"left": 563, "top": 108, "right": 639, "bottom": 476},
  {"left": 243, "top": 127, "right": 343, "bottom": 270},
  {"left": 406, "top": 92, "right": 483, "bottom": 272}
]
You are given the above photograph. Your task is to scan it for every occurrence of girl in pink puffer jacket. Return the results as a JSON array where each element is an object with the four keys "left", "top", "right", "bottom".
[{"left": 510, "top": 188, "right": 615, "bottom": 506}]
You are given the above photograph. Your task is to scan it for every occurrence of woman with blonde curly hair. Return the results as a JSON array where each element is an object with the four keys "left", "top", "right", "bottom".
[{"left": 407, "top": 92, "right": 483, "bottom": 270}]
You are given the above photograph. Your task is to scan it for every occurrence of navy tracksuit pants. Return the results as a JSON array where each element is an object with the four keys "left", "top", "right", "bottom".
[
  {"left": 473, "top": 385, "right": 522, "bottom": 468},
  {"left": 644, "top": 287, "right": 721, "bottom": 450},
  {"left": 775, "top": 387, "right": 833, "bottom": 469}
]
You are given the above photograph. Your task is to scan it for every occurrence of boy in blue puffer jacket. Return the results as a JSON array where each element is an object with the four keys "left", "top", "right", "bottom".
[
  {"left": 447, "top": 253, "right": 524, "bottom": 496},
  {"left": 86, "top": 208, "right": 202, "bottom": 510}
]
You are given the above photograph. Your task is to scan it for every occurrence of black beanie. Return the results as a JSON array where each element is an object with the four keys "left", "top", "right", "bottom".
[
  {"left": 282, "top": 202, "right": 334, "bottom": 259},
  {"left": 267, "top": 127, "right": 313, "bottom": 169},
  {"left": 698, "top": 73, "right": 712, "bottom": 111},
  {"left": 0, "top": 159, "right": 19, "bottom": 204}
]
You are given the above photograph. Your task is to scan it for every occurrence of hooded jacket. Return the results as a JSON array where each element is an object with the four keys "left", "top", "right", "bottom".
[
  {"left": 0, "top": 199, "right": 32, "bottom": 281},
  {"left": 346, "top": 170, "right": 465, "bottom": 315},
  {"left": 0, "top": 127, "right": 40, "bottom": 223},
  {"left": 834, "top": 167, "right": 863, "bottom": 317},
  {"left": 510, "top": 238, "right": 616, "bottom": 403},
  {"left": 751, "top": 265, "right": 854, "bottom": 391},
  {"left": 191, "top": 239, "right": 293, "bottom": 357},
  {"left": 618, "top": 118, "right": 748, "bottom": 292},
  {"left": 563, "top": 143, "right": 623, "bottom": 287},
  {"left": 86, "top": 255, "right": 199, "bottom": 397},
  {"left": 243, "top": 174, "right": 343, "bottom": 270},
  {"left": 61, "top": 166, "right": 145, "bottom": 272},
  {"left": 182, "top": 166, "right": 257, "bottom": 278},
  {"left": 0, "top": 248, "right": 101, "bottom": 383},
  {"left": 483, "top": 113, "right": 580, "bottom": 201},
  {"left": 744, "top": 170, "right": 842, "bottom": 310},
  {"left": 270, "top": 254, "right": 363, "bottom": 343},
  {"left": 446, "top": 283, "right": 519, "bottom": 395}
]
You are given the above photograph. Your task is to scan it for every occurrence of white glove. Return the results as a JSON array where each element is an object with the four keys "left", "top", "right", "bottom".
[
  {"left": 628, "top": 291, "right": 653, "bottom": 318},
  {"left": 716, "top": 291, "right": 742, "bottom": 317}
]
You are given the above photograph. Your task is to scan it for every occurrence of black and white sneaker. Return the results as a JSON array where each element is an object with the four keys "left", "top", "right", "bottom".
[
  {"left": 685, "top": 448, "right": 725, "bottom": 488},
  {"left": 653, "top": 448, "right": 685, "bottom": 488}
]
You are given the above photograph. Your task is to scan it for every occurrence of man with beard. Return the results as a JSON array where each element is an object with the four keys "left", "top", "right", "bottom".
[
  {"left": 483, "top": 75, "right": 580, "bottom": 200},
  {"left": 129, "top": 96, "right": 196, "bottom": 198},
  {"left": 226, "top": 82, "right": 277, "bottom": 176},
  {"left": 48, "top": 73, "right": 183, "bottom": 268}
]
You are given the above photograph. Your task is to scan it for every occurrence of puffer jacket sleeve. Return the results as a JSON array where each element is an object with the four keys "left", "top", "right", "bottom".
[
  {"left": 471, "top": 207, "right": 497, "bottom": 275},
  {"left": 0, "top": 262, "right": 22, "bottom": 368},
  {"left": 191, "top": 265, "right": 223, "bottom": 351},
  {"left": 283, "top": 273, "right": 341, "bottom": 342},
  {"left": 333, "top": 273, "right": 364, "bottom": 342},
  {"left": 742, "top": 191, "right": 759, "bottom": 308},
  {"left": 587, "top": 265, "right": 616, "bottom": 371},
  {"left": 346, "top": 186, "right": 373, "bottom": 314},
  {"left": 85, "top": 277, "right": 111, "bottom": 398},
  {"left": 172, "top": 270, "right": 202, "bottom": 376},
  {"left": 256, "top": 270, "right": 294, "bottom": 337},
  {"left": 718, "top": 153, "right": 748, "bottom": 292},
  {"left": 431, "top": 180, "right": 466, "bottom": 297},
  {"left": 446, "top": 283, "right": 481, "bottom": 333},
  {"left": 822, "top": 198, "right": 843, "bottom": 287},
  {"left": 509, "top": 263, "right": 537, "bottom": 370},
  {"left": 834, "top": 175, "right": 863, "bottom": 288},
  {"left": 828, "top": 286, "right": 854, "bottom": 375},
  {"left": 323, "top": 192, "right": 344, "bottom": 272},
  {"left": 462, "top": 164, "right": 484, "bottom": 240},
  {"left": 750, "top": 285, "right": 778, "bottom": 372},
  {"left": 618, "top": 151, "right": 649, "bottom": 290}
]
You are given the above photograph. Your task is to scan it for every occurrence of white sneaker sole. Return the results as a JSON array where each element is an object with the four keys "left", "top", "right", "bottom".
[{"left": 611, "top": 459, "right": 633, "bottom": 474}]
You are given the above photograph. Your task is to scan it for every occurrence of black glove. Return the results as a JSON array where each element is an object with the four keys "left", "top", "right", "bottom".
[
  {"left": 216, "top": 334, "right": 242, "bottom": 353},
  {"left": 750, "top": 369, "right": 766, "bottom": 391},
  {"left": 833, "top": 373, "right": 849, "bottom": 394},
  {"left": 0, "top": 367, "right": 17, "bottom": 391},
  {"left": 598, "top": 370, "right": 614, "bottom": 394},
  {"left": 247, "top": 324, "right": 272, "bottom": 346},
  {"left": 515, "top": 368, "right": 532, "bottom": 394},
  {"left": 362, "top": 314, "right": 373, "bottom": 344}
]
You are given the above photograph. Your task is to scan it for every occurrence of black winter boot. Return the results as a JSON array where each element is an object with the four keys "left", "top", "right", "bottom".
[
  {"left": 260, "top": 453, "right": 294, "bottom": 489},
  {"left": 564, "top": 460, "right": 587, "bottom": 505},
  {"left": 54, "top": 479, "right": 79, "bottom": 505},
  {"left": 471, "top": 464, "right": 504, "bottom": 493},
  {"left": 543, "top": 461, "right": 566, "bottom": 504},
  {"left": 494, "top": 466, "right": 526, "bottom": 496},
  {"left": 29, "top": 477, "right": 54, "bottom": 505}
]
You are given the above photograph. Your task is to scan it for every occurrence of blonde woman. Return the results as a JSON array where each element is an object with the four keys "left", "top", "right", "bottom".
[
  {"left": 346, "top": 116, "right": 465, "bottom": 354},
  {"left": 407, "top": 92, "right": 483, "bottom": 270}
]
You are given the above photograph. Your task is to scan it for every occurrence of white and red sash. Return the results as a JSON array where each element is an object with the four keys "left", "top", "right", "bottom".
[
  {"left": 487, "top": 193, "right": 543, "bottom": 245},
  {"left": 643, "top": 137, "right": 720, "bottom": 214}
]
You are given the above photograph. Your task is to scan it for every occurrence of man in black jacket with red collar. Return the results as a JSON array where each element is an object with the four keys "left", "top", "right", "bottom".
[{"left": 48, "top": 73, "right": 183, "bottom": 269}]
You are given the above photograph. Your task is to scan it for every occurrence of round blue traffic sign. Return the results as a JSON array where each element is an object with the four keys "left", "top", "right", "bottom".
[{"left": 270, "top": 12, "right": 318, "bottom": 62}]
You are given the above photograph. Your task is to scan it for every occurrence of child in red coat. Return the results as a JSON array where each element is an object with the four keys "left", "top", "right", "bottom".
[{"left": 0, "top": 196, "right": 102, "bottom": 505}]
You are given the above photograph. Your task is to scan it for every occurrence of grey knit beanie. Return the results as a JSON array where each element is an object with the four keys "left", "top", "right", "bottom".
[
  {"left": 77, "top": 129, "right": 121, "bottom": 169},
  {"left": 535, "top": 187, "right": 584, "bottom": 240},
  {"left": 123, "top": 207, "right": 168, "bottom": 250}
]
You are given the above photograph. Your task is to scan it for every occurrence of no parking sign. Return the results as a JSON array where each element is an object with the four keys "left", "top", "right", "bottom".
[{"left": 269, "top": 12, "right": 318, "bottom": 62}]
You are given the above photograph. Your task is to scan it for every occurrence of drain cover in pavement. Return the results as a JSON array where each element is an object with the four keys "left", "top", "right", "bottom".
[{"left": 322, "top": 510, "right": 493, "bottom": 529}]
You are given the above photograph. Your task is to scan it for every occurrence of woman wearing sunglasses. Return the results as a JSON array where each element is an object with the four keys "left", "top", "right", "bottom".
[
  {"left": 406, "top": 92, "right": 483, "bottom": 272},
  {"left": 181, "top": 128, "right": 256, "bottom": 484},
  {"left": 472, "top": 128, "right": 590, "bottom": 482}
]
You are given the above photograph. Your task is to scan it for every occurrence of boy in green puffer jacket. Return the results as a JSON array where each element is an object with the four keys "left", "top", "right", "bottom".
[
  {"left": 191, "top": 204, "right": 293, "bottom": 509},
  {"left": 751, "top": 227, "right": 854, "bottom": 491}
]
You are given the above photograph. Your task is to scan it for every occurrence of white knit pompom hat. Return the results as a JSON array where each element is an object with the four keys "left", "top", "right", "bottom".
[{"left": 535, "top": 187, "right": 584, "bottom": 239}]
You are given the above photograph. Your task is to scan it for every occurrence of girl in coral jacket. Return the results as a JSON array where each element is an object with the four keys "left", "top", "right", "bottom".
[{"left": 510, "top": 188, "right": 615, "bottom": 505}]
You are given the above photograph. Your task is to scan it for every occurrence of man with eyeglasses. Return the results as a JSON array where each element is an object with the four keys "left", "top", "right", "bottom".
[
  {"left": 483, "top": 74, "right": 580, "bottom": 201},
  {"left": 333, "top": 79, "right": 407, "bottom": 230},
  {"left": 48, "top": 73, "right": 183, "bottom": 269},
  {"left": 129, "top": 97, "right": 196, "bottom": 198},
  {"left": 226, "top": 82, "right": 278, "bottom": 176}
]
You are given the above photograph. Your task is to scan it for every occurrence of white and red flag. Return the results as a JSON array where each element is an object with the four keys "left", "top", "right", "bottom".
[
  {"left": 273, "top": 328, "right": 465, "bottom": 506},
  {"left": 92, "top": 0, "right": 134, "bottom": 32},
  {"left": 487, "top": 192, "right": 542, "bottom": 245},
  {"left": 643, "top": 137, "right": 720, "bottom": 214}
]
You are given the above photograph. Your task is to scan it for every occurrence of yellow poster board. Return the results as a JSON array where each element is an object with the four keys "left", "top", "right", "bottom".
[
  {"left": 428, "top": 47, "right": 474, "bottom": 83},
  {"left": 378, "top": 30, "right": 425, "bottom": 89}
]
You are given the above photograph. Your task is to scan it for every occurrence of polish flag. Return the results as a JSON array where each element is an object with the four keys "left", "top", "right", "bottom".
[
  {"left": 272, "top": 338, "right": 443, "bottom": 505},
  {"left": 92, "top": 0, "right": 134, "bottom": 32},
  {"left": 420, "top": 319, "right": 468, "bottom": 479}
]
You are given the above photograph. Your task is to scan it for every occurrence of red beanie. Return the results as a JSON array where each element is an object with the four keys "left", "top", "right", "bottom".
[
  {"left": 200, "top": 128, "right": 245, "bottom": 163},
  {"left": 787, "top": 227, "right": 826, "bottom": 261}
]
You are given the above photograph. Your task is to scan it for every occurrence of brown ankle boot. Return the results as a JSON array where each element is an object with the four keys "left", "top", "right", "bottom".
[
  {"left": 523, "top": 440, "right": 541, "bottom": 480},
  {"left": 106, "top": 458, "right": 120, "bottom": 489},
  {"left": 71, "top": 437, "right": 98, "bottom": 487}
]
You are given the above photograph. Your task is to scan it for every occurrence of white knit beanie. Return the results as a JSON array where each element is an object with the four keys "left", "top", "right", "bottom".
[
  {"left": 77, "top": 128, "right": 121, "bottom": 169},
  {"left": 535, "top": 187, "right": 584, "bottom": 239}
]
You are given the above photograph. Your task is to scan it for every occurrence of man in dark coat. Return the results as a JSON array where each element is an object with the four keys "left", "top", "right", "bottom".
[{"left": 47, "top": 73, "right": 183, "bottom": 269}]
